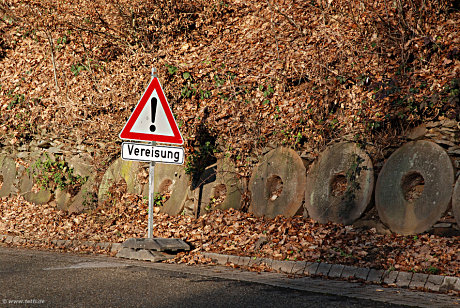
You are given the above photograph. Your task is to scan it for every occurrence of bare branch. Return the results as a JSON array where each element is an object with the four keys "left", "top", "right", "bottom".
[{"left": 45, "top": 30, "right": 59, "bottom": 92}]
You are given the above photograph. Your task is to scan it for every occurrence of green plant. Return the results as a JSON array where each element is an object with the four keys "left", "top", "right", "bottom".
[
  {"left": 71, "top": 63, "right": 86, "bottom": 76},
  {"left": 426, "top": 266, "right": 440, "bottom": 275},
  {"left": 8, "top": 93, "right": 24, "bottom": 109},
  {"left": 263, "top": 84, "right": 274, "bottom": 97},
  {"left": 200, "top": 89, "right": 211, "bottom": 100},
  {"left": 294, "top": 132, "right": 303, "bottom": 146},
  {"left": 185, "top": 140, "right": 216, "bottom": 178},
  {"left": 335, "top": 153, "right": 367, "bottom": 213},
  {"left": 181, "top": 84, "right": 196, "bottom": 98},
  {"left": 165, "top": 63, "right": 177, "bottom": 75},
  {"left": 337, "top": 75, "right": 346, "bottom": 84},
  {"left": 153, "top": 192, "right": 167, "bottom": 206},
  {"left": 56, "top": 35, "right": 68, "bottom": 50},
  {"left": 180, "top": 71, "right": 197, "bottom": 98},
  {"left": 27, "top": 154, "right": 87, "bottom": 193},
  {"left": 214, "top": 74, "right": 225, "bottom": 87},
  {"left": 183, "top": 72, "right": 191, "bottom": 80}
]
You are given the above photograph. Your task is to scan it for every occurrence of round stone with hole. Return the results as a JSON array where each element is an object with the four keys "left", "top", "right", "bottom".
[
  {"left": 0, "top": 155, "right": 17, "bottom": 198},
  {"left": 98, "top": 158, "right": 145, "bottom": 205},
  {"left": 375, "top": 140, "right": 454, "bottom": 235},
  {"left": 249, "top": 147, "right": 306, "bottom": 218},
  {"left": 153, "top": 164, "right": 190, "bottom": 216},
  {"left": 18, "top": 157, "right": 53, "bottom": 205},
  {"left": 197, "top": 157, "right": 243, "bottom": 216},
  {"left": 452, "top": 176, "right": 460, "bottom": 227},
  {"left": 305, "top": 142, "right": 374, "bottom": 225}
]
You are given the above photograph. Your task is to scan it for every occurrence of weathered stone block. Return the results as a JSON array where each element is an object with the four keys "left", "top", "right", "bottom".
[
  {"left": 340, "top": 265, "right": 358, "bottom": 279},
  {"left": 203, "top": 252, "right": 228, "bottom": 265},
  {"left": 95, "top": 242, "right": 111, "bottom": 250},
  {"left": 425, "top": 275, "right": 445, "bottom": 292},
  {"left": 328, "top": 264, "right": 345, "bottom": 278},
  {"left": 383, "top": 270, "right": 399, "bottom": 285},
  {"left": 154, "top": 163, "right": 191, "bottom": 216},
  {"left": 110, "top": 243, "right": 123, "bottom": 253},
  {"left": 409, "top": 273, "right": 428, "bottom": 289},
  {"left": 439, "top": 276, "right": 459, "bottom": 293},
  {"left": 0, "top": 155, "right": 17, "bottom": 198},
  {"left": 453, "top": 177, "right": 460, "bottom": 226},
  {"left": 68, "top": 178, "right": 97, "bottom": 213},
  {"left": 354, "top": 267, "right": 370, "bottom": 280},
  {"left": 259, "top": 258, "right": 273, "bottom": 268},
  {"left": 271, "top": 259, "right": 288, "bottom": 272},
  {"left": 247, "top": 256, "right": 262, "bottom": 267},
  {"left": 367, "top": 269, "right": 384, "bottom": 283},
  {"left": 55, "top": 189, "right": 72, "bottom": 211},
  {"left": 226, "top": 254, "right": 240, "bottom": 265},
  {"left": 116, "top": 247, "right": 174, "bottom": 262},
  {"left": 238, "top": 256, "right": 251, "bottom": 267},
  {"left": 395, "top": 271, "right": 413, "bottom": 288},
  {"left": 304, "top": 262, "right": 319, "bottom": 275},
  {"left": 291, "top": 261, "right": 307, "bottom": 275},
  {"left": 197, "top": 158, "right": 243, "bottom": 216},
  {"left": 279, "top": 260, "right": 297, "bottom": 274},
  {"left": 316, "top": 263, "right": 332, "bottom": 276},
  {"left": 98, "top": 158, "right": 145, "bottom": 205}
]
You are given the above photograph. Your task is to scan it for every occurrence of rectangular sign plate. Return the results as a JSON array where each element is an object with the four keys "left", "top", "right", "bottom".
[{"left": 121, "top": 142, "right": 184, "bottom": 165}]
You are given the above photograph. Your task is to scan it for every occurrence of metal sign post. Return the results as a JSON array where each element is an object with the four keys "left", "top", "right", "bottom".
[
  {"left": 148, "top": 142, "right": 156, "bottom": 239},
  {"left": 147, "top": 68, "right": 158, "bottom": 239}
]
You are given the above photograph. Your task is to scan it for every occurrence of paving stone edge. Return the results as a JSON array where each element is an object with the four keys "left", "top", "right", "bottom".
[
  {"left": 1, "top": 234, "right": 458, "bottom": 295},
  {"left": 0, "top": 233, "right": 123, "bottom": 254},
  {"left": 200, "top": 252, "right": 460, "bottom": 295}
]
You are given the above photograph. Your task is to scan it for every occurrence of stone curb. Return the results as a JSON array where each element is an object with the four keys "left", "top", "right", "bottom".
[
  {"left": 201, "top": 252, "right": 460, "bottom": 294},
  {"left": 1, "top": 234, "right": 458, "bottom": 295},
  {"left": 0, "top": 234, "right": 123, "bottom": 254}
]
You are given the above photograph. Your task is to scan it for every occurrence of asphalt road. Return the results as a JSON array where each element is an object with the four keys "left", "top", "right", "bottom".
[{"left": 0, "top": 246, "right": 454, "bottom": 308}]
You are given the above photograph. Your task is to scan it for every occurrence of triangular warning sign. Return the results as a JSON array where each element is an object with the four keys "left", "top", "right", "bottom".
[{"left": 119, "top": 77, "right": 184, "bottom": 145}]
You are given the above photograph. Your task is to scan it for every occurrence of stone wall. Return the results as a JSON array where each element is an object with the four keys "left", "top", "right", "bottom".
[{"left": 0, "top": 120, "right": 458, "bottom": 235}]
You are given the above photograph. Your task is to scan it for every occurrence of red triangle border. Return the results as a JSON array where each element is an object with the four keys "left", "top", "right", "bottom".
[{"left": 119, "top": 77, "right": 184, "bottom": 145}]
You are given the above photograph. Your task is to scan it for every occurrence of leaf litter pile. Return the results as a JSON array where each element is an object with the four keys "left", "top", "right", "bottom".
[
  {"left": 0, "top": 0, "right": 459, "bottom": 291},
  {"left": 0, "top": 193, "right": 458, "bottom": 279}
]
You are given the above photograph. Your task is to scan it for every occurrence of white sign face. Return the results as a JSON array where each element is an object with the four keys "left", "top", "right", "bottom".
[
  {"left": 130, "top": 89, "right": 174, "bottom": 137},
  {"left": 121, "top": 142, "right": 184, "bottom": 165}
]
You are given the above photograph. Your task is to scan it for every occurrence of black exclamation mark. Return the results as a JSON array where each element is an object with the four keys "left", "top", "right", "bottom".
[{"left": 150, "top": 97, "right": 157, "bottom": 132}]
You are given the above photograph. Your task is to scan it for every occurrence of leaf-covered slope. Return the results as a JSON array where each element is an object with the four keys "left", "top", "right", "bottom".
[{"left": 0, "top": 0, "right": 459, "bottom": 173}]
